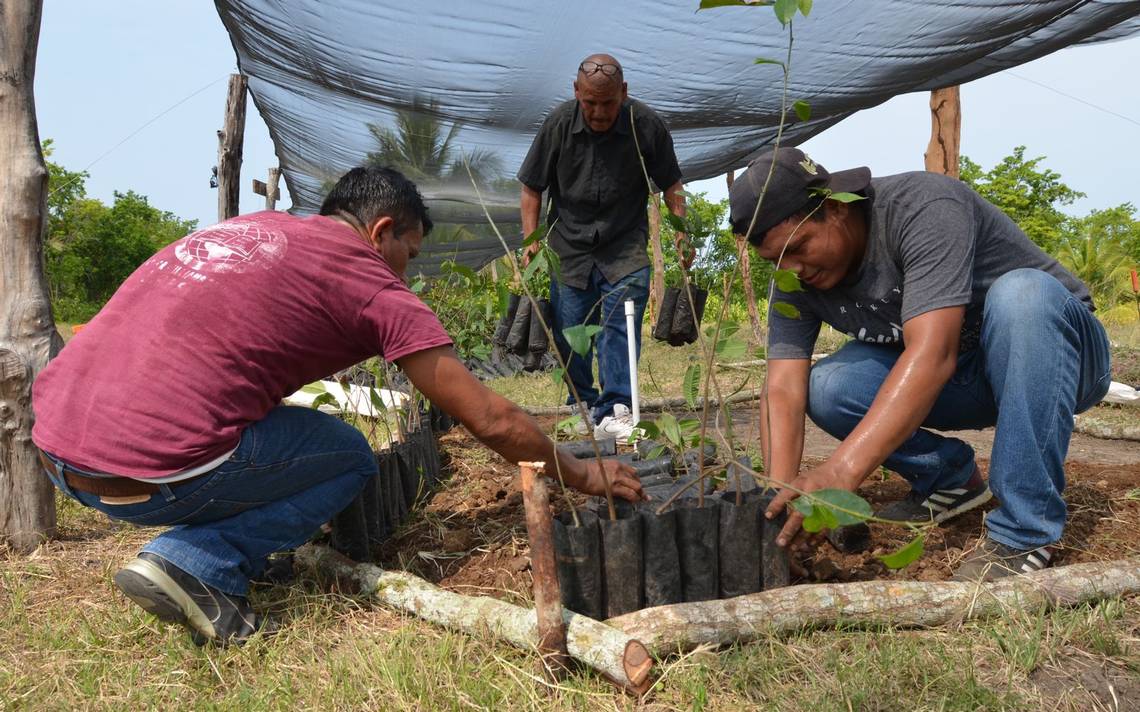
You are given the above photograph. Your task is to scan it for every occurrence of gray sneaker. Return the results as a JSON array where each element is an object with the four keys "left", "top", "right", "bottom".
[
  {"left": 876, "top": 481, "right": 992, "bottom": 525},
  {"left": 113, "top": 552, "right": 273, "bottom": 646},
  {"left": 952, "top": 539, "right": 1055, "bottom": 582}
]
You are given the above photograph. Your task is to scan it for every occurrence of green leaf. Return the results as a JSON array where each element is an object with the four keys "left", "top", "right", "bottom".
[
  {"left": 521, "top": 227, "right": 545, "bottom": 247},
  {"left": 549, "top": 366, "right": 566, "bottom": 388},
  {"left": 806, "top": 489, "right": 873, "bottom": 526},
  {"left": 634, "top": 419, "right": 660, "bottom": 440},
  {"left": 562, "top": 324, "right": 602, "bottom": 357},
  {"left": 828, "top": 192, "right": 867, "bottom": 203},
  {"left": 662, "top": 211, "right": 686, "bottom": 233},
  {"left": 773, "top": 268, "right": 804, "bottom": 293},
  {"left": 556, "top": 413, "right": 583, "bottom": 435},
  {"left": 792, "top": 100, "right": 811, "bottom": 122},
  {"left": 444, "top": 262, "right": 477, "bottom": 282},
  {"left": 683, "top": 363, "right": 702, "bottom": 409},
  {"left": 753, "top": 345, "right": 767, "bottom": 359},
  {"left": 522, "top": 252, "right": 545, "bottom": 283},
  {"left": 792, "top": 498, "right": 839, "bottom": 533},
  {"left": 675, "top": 189, "right": 695, "bottom": 200},
  {"left": 797, "top": 0, "right": 813, "bottom": 16},
  {"left": 657, "top": 412, "right": 684, "bottom": 449},
  {"left": 774, "top": 0, "right": 797, "bottom": 24},
  {"left": 878, "top": 534, "right": 926, "bottom": 569},
  {"left": 754, "top": 57, "right": 785, "bottom": 68},
  {"left": 714, "top": 334, "right": 749, "bottom": 361},
  {"left": 772, "top": 302, "right": 801, "bottom": 319},
  {"left": 544, "top": 247, "right": 562, "bottom": 279},
  {"left": 310, "top": 392, "right": 338, "bottom": 410},
  {"left": 698, "top": 0, "right": 773, "bottom": 9},
  {"left": 409, "top": 277, "right": 426, "bottom": 294},
  {"left": 368, "top": 387, "right": 388, "bottom": 414}
]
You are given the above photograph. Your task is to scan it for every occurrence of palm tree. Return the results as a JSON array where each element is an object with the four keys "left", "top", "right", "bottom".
[
  {"left": 1057, "top": 229, "right": 1133, "bottom": 308},
  {"left": 365, "top": 97, "right": 502, "bottom": 185}
]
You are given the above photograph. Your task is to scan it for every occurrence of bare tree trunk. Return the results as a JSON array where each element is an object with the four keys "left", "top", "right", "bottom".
[
  {"left": 216, "top": 74, "right": 247, "bottom": 221},
  {"left": 0, "top": 0, "right": 61, "bottom": 552},
  {"left": 924, "top": 86, "right": 960, "bottom": 177},
  {"left": 727, "top": 171, "right": 764, "bottom": 341},
  {"left": 647, "top": 197, "right": 665, "bottom": 323},
  {"left": 608, "top": 558, "right": 1140, "bottom": 657}
]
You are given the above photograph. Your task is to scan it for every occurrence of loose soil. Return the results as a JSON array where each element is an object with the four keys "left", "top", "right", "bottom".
[{"left": 378, "top": 411, "right": 1140, "bottom": 603}]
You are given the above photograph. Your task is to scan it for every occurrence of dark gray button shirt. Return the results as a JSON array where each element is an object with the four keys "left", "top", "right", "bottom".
[{"left": 518, "top": 98, "right": 682, "bottom": 289}]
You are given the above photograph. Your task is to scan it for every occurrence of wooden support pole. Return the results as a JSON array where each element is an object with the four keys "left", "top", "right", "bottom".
[
  {"left": 609, "top": 558, "right": 1140, "bottom": 658},
  {"left": 216, "top": 74, "right": 248, "bottom": 222},
  {"left": 519, "top": 461, "right": 570, "bottom": 680},
  {"left": 295, "top": 544, "right": 654, "bottom": 695},
  {"left": 0, "top": 0, "right": 60, "bottom": 552},
  {"left": 924, "top": 86, "right": 961, "bottom": 178}
]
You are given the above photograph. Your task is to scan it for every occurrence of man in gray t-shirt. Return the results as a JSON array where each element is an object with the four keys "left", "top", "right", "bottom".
[{"left": 729, "top": 148, "right": 1111, "bottom": 581}]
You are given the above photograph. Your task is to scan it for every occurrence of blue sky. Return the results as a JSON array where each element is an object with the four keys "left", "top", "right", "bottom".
[{"left": 35, "top": 2, "right": 1139, "bottom": 228}]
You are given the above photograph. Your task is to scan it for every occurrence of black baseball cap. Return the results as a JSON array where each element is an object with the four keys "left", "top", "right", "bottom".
[{"left": 729, "top": 148, "right": 871, "bottom": 245}]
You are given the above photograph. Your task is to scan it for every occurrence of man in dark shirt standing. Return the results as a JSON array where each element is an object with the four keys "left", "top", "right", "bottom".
[{"left": 518, "top": 53, "right": 685, "bottom": 440}]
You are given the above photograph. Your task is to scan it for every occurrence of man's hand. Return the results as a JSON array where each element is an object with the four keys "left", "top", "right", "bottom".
[
  {"left": 675, "top": 233, "right": 694, "bottom": 272},
  {"left": 765, "top": 461, "right": 862, "bottom": 551},
  {"left": 521, "top": 241, "right": 542, "bottom": 268},
  {"left": 577, "top": 457, "right": 645, "bottom": 502}
]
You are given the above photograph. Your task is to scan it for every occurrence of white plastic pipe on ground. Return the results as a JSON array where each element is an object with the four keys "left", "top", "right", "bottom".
[{"left": 624, "top": 298, "right": 640, "bottom": 429}]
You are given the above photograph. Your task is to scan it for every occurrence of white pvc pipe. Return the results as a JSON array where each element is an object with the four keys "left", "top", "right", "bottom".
[{"left": 624, "top": 298, "right": 641, "bottom": 429}]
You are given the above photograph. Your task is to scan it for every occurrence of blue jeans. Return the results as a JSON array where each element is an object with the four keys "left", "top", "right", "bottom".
[
  {"left": 806, "top": 269, "right": 1111, "bottom": 550},
  {"left": 550, "top": 266, "right": 650, "bottom": 423},
  {"left": 41, "top": 406, "right": 376, "bottom": 595}
]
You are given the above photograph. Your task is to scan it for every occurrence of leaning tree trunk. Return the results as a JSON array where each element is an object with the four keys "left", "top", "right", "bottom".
[
  {"left": 647, "top": 197, "right": 665, "bottom": 323},
  {"left": 0, "top": 0, "right": 61, "bottom": 552}
]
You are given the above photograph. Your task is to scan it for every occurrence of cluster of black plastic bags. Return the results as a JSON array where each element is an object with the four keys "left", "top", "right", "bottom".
[
  {"left": 652, "top": 284, "right": 709, "bottom": 346},
  {"left": 330, "top": 406, "right": 453, "bottom": 561},
  {"left": 553, "top": 441, "right": 789, "bottom": 620},
  {"left": 487, "top": 294, "right": 555, "bottom": 373}
]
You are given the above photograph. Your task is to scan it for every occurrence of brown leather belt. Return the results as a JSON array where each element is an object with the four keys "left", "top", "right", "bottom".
[{"left": 38, "top": 450, "right": 162, "bottom": 497}]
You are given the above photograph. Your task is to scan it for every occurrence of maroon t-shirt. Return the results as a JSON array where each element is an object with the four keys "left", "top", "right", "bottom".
[{"left": 32, "top": 211, "right": 452, "bottom": 477}]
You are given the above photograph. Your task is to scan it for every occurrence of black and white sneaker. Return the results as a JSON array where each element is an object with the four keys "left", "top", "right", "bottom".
[
  {"left": 951, "top": 539, "right": 1056, "bottom": 582},
  {"left": 876, "top": 470, "right": 992, "bottom": 525},
  {"left": 114, "top": 552, "right": 274, "bottom": 646}
]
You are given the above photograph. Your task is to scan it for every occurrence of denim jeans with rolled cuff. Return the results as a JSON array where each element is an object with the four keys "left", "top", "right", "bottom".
[
  {"left": 550, "top": 265, "right": 650, "bottom": 424},
  {"left": 805, "top": 269, "right": 1111, "bottom": 551},
  {"left": 40, "top": 405, "right": 376, "bottom": 595}
]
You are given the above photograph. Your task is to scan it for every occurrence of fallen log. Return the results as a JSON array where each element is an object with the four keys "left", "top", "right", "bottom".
[
  {"left": 296, "top": 543, "right": 653, "bottom": 695},
  {"left": 607, "top": 558, "right": 1140, "bottom": 658}
]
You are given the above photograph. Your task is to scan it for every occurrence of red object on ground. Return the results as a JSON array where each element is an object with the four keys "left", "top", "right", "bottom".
[
  {"left": 1131, "top": 269, "right": 1138, "bottom": 294},
  {"left": 70, "top": 323, "right": 86, "bottom": 335}
]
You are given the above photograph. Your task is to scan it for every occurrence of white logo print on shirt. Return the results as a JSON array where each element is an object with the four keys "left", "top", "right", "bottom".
[{"left": 174, "top": 222, "right": 288, "bottom": 275}]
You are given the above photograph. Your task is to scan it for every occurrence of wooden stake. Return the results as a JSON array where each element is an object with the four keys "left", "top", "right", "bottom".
[
  {"left": 216, "top": 74, "right": 248, "bottom": 221},
  {"left": 924, "top": 86, "right": 961, "bottom": 177},
  {"left": 296, "top": 544, "right": 654, "bottom": 695},
  {"left": 0, "top": 0, "right": 60, "bottom": 552},
  {"left": 519, "top": 461, "right": 570, "bottom": 680}
]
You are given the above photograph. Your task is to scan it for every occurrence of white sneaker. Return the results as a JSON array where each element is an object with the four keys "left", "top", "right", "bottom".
[{"left": 595, "top": 404, "right": 636, "bottom": 442}]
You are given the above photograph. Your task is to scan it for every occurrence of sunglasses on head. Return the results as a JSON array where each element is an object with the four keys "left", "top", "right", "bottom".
[{"left": 578, "top": 61, "right": 621, "bottom": 77}]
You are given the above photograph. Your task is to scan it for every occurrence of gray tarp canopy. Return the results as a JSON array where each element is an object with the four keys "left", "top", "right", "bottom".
[{"left": 214, "top": 1, "right": 1140, "bottom": 276}]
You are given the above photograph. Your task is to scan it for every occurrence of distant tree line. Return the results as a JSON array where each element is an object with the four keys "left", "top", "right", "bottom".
[{"left": 42, "top": 140, "right": 197, "bottom": 322}]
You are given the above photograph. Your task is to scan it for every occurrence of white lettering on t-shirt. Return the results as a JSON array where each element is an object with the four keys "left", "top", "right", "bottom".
[{"left": 174, "top": 221, "right": 288, "bottom": 276}]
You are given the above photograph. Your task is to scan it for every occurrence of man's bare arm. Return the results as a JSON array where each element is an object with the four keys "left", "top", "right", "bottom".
[
  {"left": 397, "top": 345, "right": 643, "bottom": 501},
  {"left": 520, "top": 185, "right": 543, "bottom": 267},
  {"left": 758, "top": 358, "right": 811, "bottom": 488},
  {"left": 767, "top": 306, "right": 965, "bottom": 544}
]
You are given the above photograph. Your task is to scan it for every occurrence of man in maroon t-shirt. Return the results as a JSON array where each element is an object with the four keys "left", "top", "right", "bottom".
[{"left": 33, "top": 166, "right": 641, "bottom": 646}]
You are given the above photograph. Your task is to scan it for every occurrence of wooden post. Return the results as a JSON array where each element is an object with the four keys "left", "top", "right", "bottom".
[
  {"left": 924, "top": 86, "right": 960, "bottom": 178},
  {"left": 518, "top": 461, "right": 570, "bottom": 680},
  {"left": 252, "top": 167, "right": 282, "bottom": 211},
  {"left": 647, "top": 197, "right": 665, "bottom": 323},
  {"left": 216, "top": 74, "right": 248, "bottom": 221},
  {"left": 728, "top": 170, "right": 765, "bottom": 340},
  {"left": 0, "top": 0, "right": 61, "bottom": 552}
]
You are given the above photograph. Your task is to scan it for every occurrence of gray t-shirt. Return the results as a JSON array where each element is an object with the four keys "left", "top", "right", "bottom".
[{"left": 767, "top": 172, "right": 1093, "bottom": 359}]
